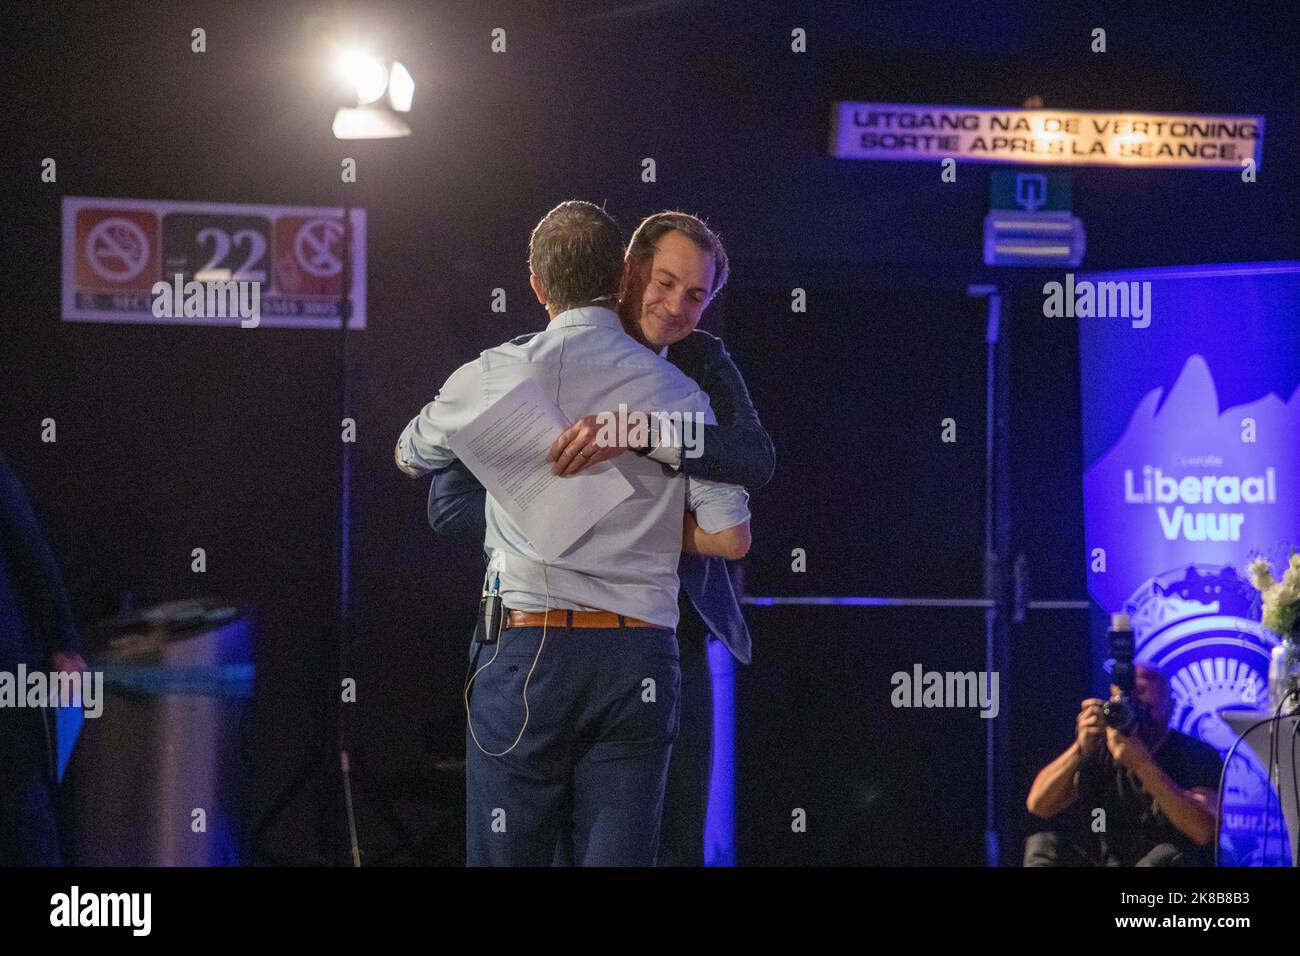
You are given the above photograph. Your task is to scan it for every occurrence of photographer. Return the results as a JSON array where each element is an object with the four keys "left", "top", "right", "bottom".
[{"left": 1024, "top": 662, "right": 1222, "bottom": 866}]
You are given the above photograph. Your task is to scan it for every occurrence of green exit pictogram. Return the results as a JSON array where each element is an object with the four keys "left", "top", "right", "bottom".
[{"left": 990, "top": 170, "right": 1073, "bottom": 212}]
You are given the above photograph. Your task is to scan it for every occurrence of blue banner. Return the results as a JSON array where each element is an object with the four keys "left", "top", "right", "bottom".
[{"left": 1079, "top": 262, "right": 1300, "bottom": 866}]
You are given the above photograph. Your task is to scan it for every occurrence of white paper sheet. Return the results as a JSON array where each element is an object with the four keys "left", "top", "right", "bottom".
[{"left": 447, "top": 378, "right": 634, "bottom": 561}]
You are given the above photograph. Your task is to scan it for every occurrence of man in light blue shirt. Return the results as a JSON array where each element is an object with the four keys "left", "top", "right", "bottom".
[{"left": 395, "top": 201, "right": 750, "bottom": 865}]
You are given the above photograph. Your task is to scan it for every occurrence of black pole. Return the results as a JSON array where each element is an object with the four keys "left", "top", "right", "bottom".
[
  {"left": 337, "top": 204, "right": 361, "bottom": 866},
  {"left": 971, "top": 284, "right": 1012, "bottom": 865},
  {"left": 991, "top": 288, "right": 1013, "bottom": 866}
]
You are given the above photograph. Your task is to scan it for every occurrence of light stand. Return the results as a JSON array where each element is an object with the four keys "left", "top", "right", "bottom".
[
  {"left": 969, "top": 284, "right": 1013, "bottom": 867},
  {"left": 250, "top": 50, "right": 418, "bottom": 865}
]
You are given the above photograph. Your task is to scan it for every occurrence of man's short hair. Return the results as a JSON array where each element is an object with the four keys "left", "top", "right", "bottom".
[
  {"left": 626, "top": 211, "right": 730, "bottom": 297},
  {"left": 1135, "top": 662, "right": 1172, "bottom": 695},
  {"left": 527, "top": 200, "right": 625, "bottom": 312}
]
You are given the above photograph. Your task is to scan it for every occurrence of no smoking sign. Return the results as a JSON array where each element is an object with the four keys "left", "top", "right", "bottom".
[
  {"left": 63, "top": 197, "right": 366, "bottom": 329},
  {"left": 74, "top": 208, "right": 160, "bottom": 289},
  {"left": 274, "top": 216, "right": 350, "bottom": 296}
]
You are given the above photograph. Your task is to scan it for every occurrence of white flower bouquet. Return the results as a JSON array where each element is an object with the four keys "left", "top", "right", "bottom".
[
  {"left": 1251, "top": 550, "right": 1300, "bottom": 714},
  {"left": 1248, "top": 550, "right": 1300, "bottom": 639}
]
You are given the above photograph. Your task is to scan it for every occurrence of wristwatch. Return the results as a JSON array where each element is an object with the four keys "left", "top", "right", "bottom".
[{"left": 632, "top": 418, "right": 657, "bottom": 456}]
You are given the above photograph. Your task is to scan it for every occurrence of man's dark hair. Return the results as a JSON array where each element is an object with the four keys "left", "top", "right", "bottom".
[
  {"left": 625, "top": 211, "right": 730, "bottom": 296},
  {"left": 527, "top": 200, "right": 625, "bottom": 312}
]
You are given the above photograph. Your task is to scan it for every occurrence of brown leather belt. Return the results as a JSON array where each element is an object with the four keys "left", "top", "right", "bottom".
[{"left": 505, "top": 609, "right": 660, "bottom": 629}]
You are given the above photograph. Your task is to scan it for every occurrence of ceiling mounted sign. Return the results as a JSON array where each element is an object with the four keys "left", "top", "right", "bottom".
[{"left": 830, "top": 103, "right": 1263, "bottom": 170}]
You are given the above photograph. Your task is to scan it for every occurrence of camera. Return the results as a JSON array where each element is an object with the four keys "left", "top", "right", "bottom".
[{"left": 1103, "top": 612, "right": 1142, "bottom": 733}]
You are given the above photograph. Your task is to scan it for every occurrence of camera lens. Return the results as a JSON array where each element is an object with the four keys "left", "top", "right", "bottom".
[{"left": 1103, "top": 698, "right": 1133, "bottom": 731}]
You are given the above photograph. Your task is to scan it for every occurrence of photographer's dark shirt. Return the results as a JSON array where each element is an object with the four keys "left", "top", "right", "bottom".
[{"left": 1079, "top": 729, "right": 1223, "bottom": 865}]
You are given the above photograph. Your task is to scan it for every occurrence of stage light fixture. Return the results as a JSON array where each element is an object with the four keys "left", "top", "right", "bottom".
[
  {"left": 336, "top": 49, "right": 389, "bottom": 105},
  {"left": 331, "top": 49, "right": 414, "bottom": 140},
  {"left": 388, "top": 62, "right": 414, "bottom": 112},
  {"left": 332, "top": 107, "right": 411, "bottom": 139}
]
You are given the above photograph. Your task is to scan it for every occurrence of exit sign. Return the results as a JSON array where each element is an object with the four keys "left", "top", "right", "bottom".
[{"left": 989, "top": 170, "right": 1072, "bottom": 212}]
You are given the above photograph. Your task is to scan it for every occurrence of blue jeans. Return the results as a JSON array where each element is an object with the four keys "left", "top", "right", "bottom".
[{"left": 465, "top": 623, "right": 680, "bottom": 866}]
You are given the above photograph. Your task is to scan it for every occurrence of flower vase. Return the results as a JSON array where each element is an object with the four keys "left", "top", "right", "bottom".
[{"left": 1268, "top": 636, "right": 1300, "bottom": 715}]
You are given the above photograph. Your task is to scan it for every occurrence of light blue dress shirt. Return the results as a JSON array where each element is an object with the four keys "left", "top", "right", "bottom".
[{"left": 396, "top": 307, "right": 750, "bottom": 629}]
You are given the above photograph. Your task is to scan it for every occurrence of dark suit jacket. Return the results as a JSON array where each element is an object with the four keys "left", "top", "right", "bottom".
[
  {"left": 0, "top": 452, "right": 81, "bottom": 673},
  {"left": 425, "top": 330, "right": 773, "bottom": 665}
]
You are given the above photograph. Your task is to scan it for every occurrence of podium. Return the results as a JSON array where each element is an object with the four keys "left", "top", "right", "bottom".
[{"left": 1219, "top": 709, "right": 1300, "bottom": 867}]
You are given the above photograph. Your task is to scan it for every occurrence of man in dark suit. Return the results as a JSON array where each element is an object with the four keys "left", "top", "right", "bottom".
[
  {"left": 0, "top": 452, "right": 86, "bottom": 866},
  {"left": 426, "top": 211, "right": 774, "bottom": 865}
]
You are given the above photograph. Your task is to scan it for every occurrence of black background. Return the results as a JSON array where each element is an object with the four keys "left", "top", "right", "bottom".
[{"left": 6, "top": 0, "right": 1298, "bottom": 864}]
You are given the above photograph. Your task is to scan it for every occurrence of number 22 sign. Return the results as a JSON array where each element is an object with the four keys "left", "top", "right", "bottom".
[{"left": 62, "top": 196, "right": 366, "bottom": 329}]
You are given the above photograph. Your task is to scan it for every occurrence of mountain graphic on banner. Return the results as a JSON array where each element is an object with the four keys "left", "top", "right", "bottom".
[{"left": 1084, "top": 354, "right": 1300, "bottom": 613}]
